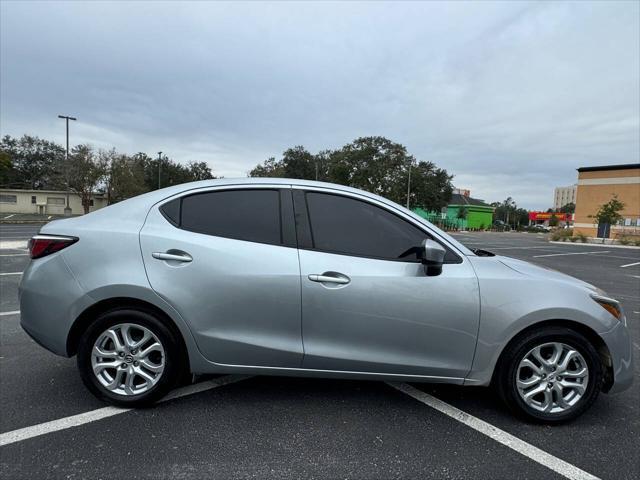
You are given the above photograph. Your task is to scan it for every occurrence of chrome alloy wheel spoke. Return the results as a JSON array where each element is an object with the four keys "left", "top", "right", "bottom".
[
  {"left": 91, "top": 323, "right": 165, "bottom": 396},
  {"left": 516, "top": 342, "right": 589, "bottom": 414}
]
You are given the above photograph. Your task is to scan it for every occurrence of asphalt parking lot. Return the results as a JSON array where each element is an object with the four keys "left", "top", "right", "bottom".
[{"left": 0, "top": 227, "right": 638, "bottom": 479}]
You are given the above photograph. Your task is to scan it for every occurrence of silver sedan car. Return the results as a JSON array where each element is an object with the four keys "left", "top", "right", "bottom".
[{"left": 19, "top": 179, "right": 633, "bottom": 423}]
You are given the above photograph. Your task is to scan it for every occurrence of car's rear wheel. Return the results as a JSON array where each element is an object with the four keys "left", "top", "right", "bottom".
[
  {"left": 497, "top": 326, "right": 602, "bottom": 423},
  {"left": 77, "top": 309, "right": 182, "bottom": 407}
]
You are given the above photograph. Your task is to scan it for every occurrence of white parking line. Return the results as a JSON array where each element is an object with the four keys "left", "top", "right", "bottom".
[
  {"left": 0, "top": 253, "right": 28, "bottom": 257},
  {"left": 388, "top": 383, "right": 600, "bottom": 480},
  {"left": 0, "top": 310, "right": 20, "bottom": 316},
  {"left": 620, "top": 262, "right": 640, "bottom": 268},
  {"left": 533, "top": 251, "right": 609, "bottom": 258},
  {"left": 2, "top": 214, "right": 15, "bottom": 219},
  {"left": 0, "top": 374, "right": 252, "bottom": 447},
  {"left": 0, "top": 272, "right": 22, "bottom": 276}
]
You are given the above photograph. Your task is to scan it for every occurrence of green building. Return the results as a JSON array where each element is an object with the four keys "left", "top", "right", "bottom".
[{"left": 413, "top": 192, "right": 494, "bottom": 230}]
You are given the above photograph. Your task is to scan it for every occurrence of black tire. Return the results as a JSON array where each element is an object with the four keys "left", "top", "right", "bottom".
[
  {"left": 496, "top": 326, "right": 602, "bottom": 424},
  {"left": 77, "top": 308, "right": 184, "bottom": 407}
]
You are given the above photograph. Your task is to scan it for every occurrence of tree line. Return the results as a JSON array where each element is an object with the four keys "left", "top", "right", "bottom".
[
  {"left": 0, "top": 135, "right": 215, "bottom": 213},
  {"left": 249, "top": 136, "right": 454, "bottom": 212}
]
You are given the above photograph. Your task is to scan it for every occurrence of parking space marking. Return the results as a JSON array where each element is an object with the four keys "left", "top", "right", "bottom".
[
  {"left": 0, "top": 310, "right": 20, "bottom": 316},
  {"left": 388, "top": 383, "right": 600, "bottom": 480},
  {"left": 0, "top": 253, "right": 28, "bottom": 257},
  {"left": 620, "top": 262, "right": 640, "bottom": 268},
  {"left": 2, "top": 215, "right": 15, "bottom": 219},
  {"left": 0, "top": 374, "right": 252, "bottom": 447},
  {"left": 533, "top": 251, "right": 609, "bottom": 258},
  {"left": 0, "top": 272, "right": 22, "bottom": 276}
]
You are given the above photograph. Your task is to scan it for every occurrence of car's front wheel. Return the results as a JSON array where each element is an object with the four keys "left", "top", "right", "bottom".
[
  {"left": 497, "top": 326, "right": 603, "bottom": 423},
  {"left": 77, "top": 309, "right": 182, "bottom": 407}
]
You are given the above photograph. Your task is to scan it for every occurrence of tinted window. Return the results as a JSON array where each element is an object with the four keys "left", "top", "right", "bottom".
[
  {"left": 180, "top": 189, "right": 282, "bottom": 245},
  {"left": 305, "top": 192, "right": 458, "bottom": 262},
  {"left": 160, "top": 198, "right": 180, "bottom": 225}
]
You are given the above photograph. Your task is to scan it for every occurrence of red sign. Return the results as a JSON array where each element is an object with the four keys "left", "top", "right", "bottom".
[{"left": 528, "top": 212, "right": 573, "bottom": 221}]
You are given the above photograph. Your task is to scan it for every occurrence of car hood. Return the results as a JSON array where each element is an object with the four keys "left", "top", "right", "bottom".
[{"left": 496, "top": 255, "right": 602, "bottom": 294}]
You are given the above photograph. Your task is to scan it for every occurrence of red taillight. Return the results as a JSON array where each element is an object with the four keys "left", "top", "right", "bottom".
[{"left": 28, "top": 235, "right": 78, "bottom": 259}]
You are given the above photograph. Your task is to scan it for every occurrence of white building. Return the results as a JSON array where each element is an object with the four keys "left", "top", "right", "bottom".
[
  {"left": 553, "top": 184, "right": 577, "bottom": 210},
  {"left": 0, "top": 189, "right": 108, "bottom": 216}
]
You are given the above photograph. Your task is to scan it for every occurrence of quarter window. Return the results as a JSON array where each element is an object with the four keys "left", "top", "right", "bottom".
[
  {"left": 177, "top": 189, "right": 282, "bottom": 245},
  {"left": 305, "top": 192, "right": 459, "bottom": 263}
]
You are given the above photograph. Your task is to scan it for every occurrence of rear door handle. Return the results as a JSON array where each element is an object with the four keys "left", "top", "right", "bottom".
[
  {"left": 152, "top": 251, "right": 192, "bottom": 263},
  {"left": 308, "top": 273, "right": 350, "bottom": 284}
]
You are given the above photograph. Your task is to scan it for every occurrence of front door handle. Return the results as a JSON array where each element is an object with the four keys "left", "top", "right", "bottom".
[
  {"left": 308, "top": 273, "right": 350, "bottom": 284},
  {"left": 152, "top": 251, "right": 192, "bottom": 263}
]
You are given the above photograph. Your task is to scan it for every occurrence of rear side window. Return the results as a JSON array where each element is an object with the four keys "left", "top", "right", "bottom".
[
  {"left": 169, "top": 189, "right": 283, "bottom": 245},
  {"left": 305, "top": 192, "right": 460, "bottom": 263}
]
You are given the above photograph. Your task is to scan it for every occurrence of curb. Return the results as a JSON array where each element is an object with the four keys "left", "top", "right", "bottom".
[{"left": 548, "top": 241, "right": 640, "bottom": 250}]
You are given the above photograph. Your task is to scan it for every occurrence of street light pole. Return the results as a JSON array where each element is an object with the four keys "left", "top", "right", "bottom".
[
  {"left": 157, "top": 152, "right": 163, "bottom": 190},
  {"left": 58, "top": 115, "right": 77, "bottom": 216},
  {"left": 406, "top": 161, "right": 412, "bottom": 209}
]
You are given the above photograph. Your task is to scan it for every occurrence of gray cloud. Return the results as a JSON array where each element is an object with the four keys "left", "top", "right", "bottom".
[{"left": 1, "top": 0, "right": 638, "bottom": 209}]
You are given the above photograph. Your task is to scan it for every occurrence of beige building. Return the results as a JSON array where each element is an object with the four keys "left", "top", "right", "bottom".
[
  {"left": 573, "top": 164, "right": 640, "bottom": 238},
  {"left": 0, "top": 189, "right": 108, "bottom": 216},
  {"left": 553, "top": 184, "right": 577, "bottom": 210}
]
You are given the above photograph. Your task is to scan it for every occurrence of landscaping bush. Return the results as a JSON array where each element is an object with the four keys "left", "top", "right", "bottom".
[{"left": 550, "top": 228, "right": 573, "bottom": 241}]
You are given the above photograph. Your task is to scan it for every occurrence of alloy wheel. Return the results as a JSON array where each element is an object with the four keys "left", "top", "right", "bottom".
[
  {"left": 91, "top": 323, "right": 165, "bottom": 396},
  {"left": 516, "top": 342, "right": 589, "bottom": 414}
]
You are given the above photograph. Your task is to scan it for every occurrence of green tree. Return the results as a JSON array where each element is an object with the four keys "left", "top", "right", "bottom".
[
  {"left": 491, "top": 197, "right": 517, "bottom": 224},
  {"left": 187, "top": 161, "right": 215, "bottom": 181},
  {"left": 549, "top": 213, "right": 559, "bottom": 227},
  {"left": 0, "top": 150, "right": 12, "bottom": 185},
  {"left": 248, "top": 157, "right": 283, "bottom": 177},
  {"left": 249, "top": 137, "right": 453, "bottom": 212},
  {"left": 68, "top": 144, "right": 108, "bottom": 213},
  {"left": 325, "top": 136, "right": 412, "bottom": 203},
  {"left": 457, "top": 206, "right": 468, "bottom": 220},
  {"left": 408, "top": 160, "right": 453, "bottom": 212},
  {"left": 591, "top": 195, "right": 625, "bottom": 225},
  {"left": 559, "top": 202, "right": 575, "bottom": 214},
  {"left": 0, "top": 134, "right": 65, "bottom": 189},
  {"left": 249, "top": 146, "right": 316, "bottom": 179},
  {"left": 104, "top": 150, "right": 149, "bottom": 204}
]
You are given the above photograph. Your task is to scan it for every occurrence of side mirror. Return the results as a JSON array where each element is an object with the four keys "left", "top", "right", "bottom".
[{"left": 420, "top": 239, "right": 446, "bottom": 276}]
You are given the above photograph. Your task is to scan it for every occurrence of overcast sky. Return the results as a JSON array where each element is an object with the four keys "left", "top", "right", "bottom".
[{"left": 1, "top": 1, "right": 638, "bottom": 209}]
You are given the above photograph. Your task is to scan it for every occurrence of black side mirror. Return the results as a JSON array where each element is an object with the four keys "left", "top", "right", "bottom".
[{"left": 420, "top": 239, "right": 446, "bottom": 276}]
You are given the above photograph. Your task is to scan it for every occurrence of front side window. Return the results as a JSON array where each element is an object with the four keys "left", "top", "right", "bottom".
[
  {"left": 170, "top": 189, "right": 283, "bottom": 245},
  {"left": 305, "top": 192, "right": 459, "bottom": 263}
]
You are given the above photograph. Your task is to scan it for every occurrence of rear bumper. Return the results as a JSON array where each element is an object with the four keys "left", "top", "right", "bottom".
[
  {"left": 601, "top": 320, "right": 634, "bottom": 394},
  {"left": 19, "top": 253, "right": 90, "bottom": 357}
]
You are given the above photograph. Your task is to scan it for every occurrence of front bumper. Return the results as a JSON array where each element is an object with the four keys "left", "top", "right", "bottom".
[{"left": 600, "top": 319, "right": 634, "bottom": 394}]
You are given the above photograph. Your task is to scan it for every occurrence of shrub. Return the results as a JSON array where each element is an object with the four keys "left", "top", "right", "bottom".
[
  {"left": 569, "top": 236, "right": 578, "bottom": 242},
  {"left": 575, "top": 232, "right": 588, "bottom": 243},
  {"left": 550, "top": 228, "right": 573, "bottom": 241}
]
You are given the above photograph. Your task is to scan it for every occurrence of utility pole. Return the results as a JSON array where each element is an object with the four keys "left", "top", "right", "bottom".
[
  {"left": 406, "top": 161, "right": 412, "bottom": 209},
  {"left": 157, "top": 152, "right": 163, "bottom": 189},
  {"left": 58, "top": 115, "right": 77, "bottom": 216}
]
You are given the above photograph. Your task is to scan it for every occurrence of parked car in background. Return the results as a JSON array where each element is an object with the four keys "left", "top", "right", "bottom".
[
  {"left": 493, "top": 220, "right": 511, "bottom": 231},
  {"left": 531, "top": 224, "right": 551, "bottom": 233},
  {"left": 19, "top": 179, "right": 633, "bottom": 423}
]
